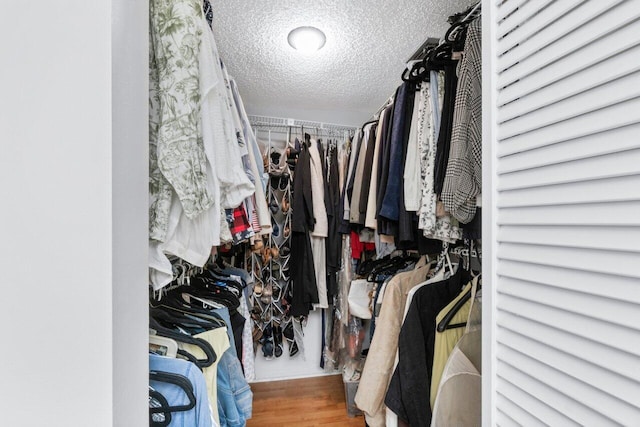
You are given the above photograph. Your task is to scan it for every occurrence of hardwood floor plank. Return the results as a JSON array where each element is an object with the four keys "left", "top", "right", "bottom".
[{"left": 247, "top": 375, "right": 364, "bottom": 427}]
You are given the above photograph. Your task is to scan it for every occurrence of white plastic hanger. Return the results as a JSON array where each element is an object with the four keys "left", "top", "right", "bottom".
[{"left": 149, "top": 331, "right": 178, "bottom": 358}]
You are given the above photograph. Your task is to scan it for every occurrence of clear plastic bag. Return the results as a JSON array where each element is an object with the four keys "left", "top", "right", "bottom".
[{"left": 346, "top": 316, "right": 365, "bottom": 359}]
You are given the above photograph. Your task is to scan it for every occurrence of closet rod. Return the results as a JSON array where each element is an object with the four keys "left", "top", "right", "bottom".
[
  {"left": 370, "top": 94, "right": 394, "bottom": 121},
  {"left": 248, "top": 114, "right": 357, "bottom": 133},
  {"left": 406, "top": 37, "right": 441, "bottom": 62}
]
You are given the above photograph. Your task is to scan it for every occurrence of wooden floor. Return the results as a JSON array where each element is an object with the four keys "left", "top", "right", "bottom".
[{"left": 247, "top": 375, "right": 365, "bottom": 427}]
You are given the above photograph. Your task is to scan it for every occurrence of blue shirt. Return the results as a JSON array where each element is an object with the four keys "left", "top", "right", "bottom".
[{"left": 149, "top": 354, "right": 215, "bottom": 427}]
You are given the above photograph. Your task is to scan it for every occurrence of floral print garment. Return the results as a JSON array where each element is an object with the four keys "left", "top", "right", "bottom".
[
  {"left": 149, "top": 0, "right": 213, "bottom": 241},
  {"left": 417, "top": 80, "right": 463, "bottom": 244}
]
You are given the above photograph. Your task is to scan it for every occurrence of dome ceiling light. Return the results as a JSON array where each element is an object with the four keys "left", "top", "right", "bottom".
[{"left": 287, "top": 26, "right": 326, "bottom": 53}]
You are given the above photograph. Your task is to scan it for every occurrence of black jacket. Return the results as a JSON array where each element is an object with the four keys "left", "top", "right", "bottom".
[
  {"left": 290, "top": 146, "right": 319, "bottom": 317},
  {"left": 385, "top": 267, "right": 471, "bottom": 426}
]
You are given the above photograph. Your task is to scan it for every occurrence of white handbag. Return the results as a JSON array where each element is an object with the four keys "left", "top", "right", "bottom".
[{"left": 348, "top": 279, "right": 375, "bottom": 319}]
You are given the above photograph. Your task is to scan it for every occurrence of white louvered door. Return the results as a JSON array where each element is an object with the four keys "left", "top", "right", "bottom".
[{"left": 483, "top": 0, "right": 640, "bottom": 425}]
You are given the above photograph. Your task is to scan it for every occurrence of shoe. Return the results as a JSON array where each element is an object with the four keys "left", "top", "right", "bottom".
[
  {"left": 261, "top": 324, "right": 274, "bottom": 359},
  {"left": 273, "top": 324, "right": 283, "bottom": 358},
  {"left": 260, "top": 280, "right": 273, "bottom": 304},
  {"left": 281, "top": 192, "right": 290, "bottom": 213},
  {"left": 253, "top": 277, "right": 264, "bottom": 297},
  {"left": 271, "top": 280, "right": 283, "bottom": 303},
  {"left": 261, "top": 246, "right": 272, "bottom": 263},
  {"left": 283, "top": 321, "right": 299, "bottom": 358},
  {"left": 280, "top": 244, "right": 290, "bottom": 257},
  {"left": 270, "top": 246, "right": 280, "bottom": 260},
  {"left": 252, "top": 325, "right": 263, "bottom": 343}
]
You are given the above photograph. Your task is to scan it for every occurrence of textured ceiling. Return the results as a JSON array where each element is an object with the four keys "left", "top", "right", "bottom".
[{"left": 210, "top": 0, "right": 474, "bottom": 124}]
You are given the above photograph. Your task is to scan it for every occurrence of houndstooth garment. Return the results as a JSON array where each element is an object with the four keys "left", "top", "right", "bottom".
[{"left": 441, "top": 18, "right": 482, "bottom": 224}]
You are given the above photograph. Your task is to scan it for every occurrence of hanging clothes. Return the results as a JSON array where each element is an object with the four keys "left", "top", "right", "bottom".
[
  {"left": 396, "top": 85, "right": 419, "bottom": 247},
  {"left": 384, "top": 267, "right": 471, "bottom": 427},
  {"left": 417, "top": 76, "right": 463, "bottom": 244},
  {"left": 354, "top": 258, "right": 432, "bottom": 427},
  {"left": 431, "top": 330, "right": 481, "bottom": 427},
  {"left": 442, "top": 18, "right": 482, "bottom": 224},
  {"left": 290, "top": 145, "right": 318, "bottom": 317},
  {"left": 385, "top": 259, "right": 450, "bottom": 427},
  {"left": 433, "top": 62, "right": 459, "bottom": 197},
  {"left": 430, "top": 279, "right": 475, "bottom": 408},
  {"left": 365, "top": 107, "right": 392, "bottom": 229},
  {"left": 150, "top": 354, "right": 215, "bottom": 427},
  {"left": 379, "top": 82, "right": 414, "bottom": 223},
  {"left": 309, "top": 139, "right": 329, "bottom": 309},
  {"left": 148, "top": 0, "right": 263, "bottom": 290},
  {"left": 325, "top": 144, "right": 343, "bottom": 298},
  {"left": 375, "top": 86, "right": 399, "bottom": 238},
  {"left": 342, "top": 129, "right": 363, "bottom": 229},
  {"left": 403, "top": 89, "right": 423, "bottom": 212},
  {"left": 149, "top": 0, "right": 213, "bottom": 242},
  {"left": 180, "top": 328, "right": 229, "bottom": 427},
  {"left": 350, "top": 123, "right": 377, "bottom": 226}
]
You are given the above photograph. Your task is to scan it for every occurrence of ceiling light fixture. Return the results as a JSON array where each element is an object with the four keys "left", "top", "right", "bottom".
[{"left": 287, "top": 26, "right": 326, "bottom": 53}]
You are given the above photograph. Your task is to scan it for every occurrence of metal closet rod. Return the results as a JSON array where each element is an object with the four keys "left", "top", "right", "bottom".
[
  {"left": 252, "top": 123, "right": 352, "bottom": 131},
  {"left": 247, "top": 114, "right": 357, "bottom": 133}
]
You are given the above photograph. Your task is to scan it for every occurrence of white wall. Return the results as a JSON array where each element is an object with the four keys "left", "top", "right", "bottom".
[
  {"left": 0, "top": 1, "right": 148, "bottom": 425},
  {"left": 252, "top": 311, "right": 331, "bottom": 382},
  {"left": 112, "top": 0, "right": 149, "bottom": 425}
]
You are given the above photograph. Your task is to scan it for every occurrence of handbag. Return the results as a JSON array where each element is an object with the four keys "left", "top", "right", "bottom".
[{"left": 348, "top": 279, "right": 375, "bottom": 319}]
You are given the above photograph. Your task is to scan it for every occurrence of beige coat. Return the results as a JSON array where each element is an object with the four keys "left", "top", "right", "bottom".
[
  {"left": 355, "top": 259, "right": 432, "bottom": 427},
  {"left": 309, "top": 141, "right": 329, "bottom": 308}
]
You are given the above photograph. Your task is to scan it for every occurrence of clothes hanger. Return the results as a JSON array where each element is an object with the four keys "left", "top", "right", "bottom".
[
  {"left": 149, "top": 371, "right": 197, "bottom": 415},
  {"left": 436, "top": 274, "right": 482, "bottom": 332},
  {"left": 152, "top": 295, "right": 228, "bottom": 329},
  {"left": 462, "top": 1, "right": 481, "bottom": 23},
  {"left": 184, "top": 279, "right": 242, "bottom": 310},
  {"left": 149, "top": 333, "right": 179, "bottom": 358},
  {"left": 149, "top": 386, "right": 172, "bottom": 427},
  {"left": 436, "top": 289, "right": 472, "bottom": 332},
  {"left": 151, "top": 311, "right": 214, "bottom": 344},
  {"left": 149, "top": 317, "right": 217, "bottom": 368}
]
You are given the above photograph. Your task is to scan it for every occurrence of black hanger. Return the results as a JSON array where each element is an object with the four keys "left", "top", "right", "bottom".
[
  {"left": 427, "top": 42, "right": 454, "bottom": 68},
  {"left": 366, "top": 254, "right": 418, "bottom": 282},
  {"left": 437, "top": 276, "right": 481, "bottom": 332},
  {"left": 180, "top": 281, "right": 241, "bottom": 311},
  {"left": 149, "top": 317, "right": 217, "bottom": 368},
  {"left": 401, "top": 59, "right": 429, "bottom": 83},
  {"left": 150, "top": 300, "right": 225, "bottom": 331},
  {"left": 401, "top": 67, "right": 414, "bottom": 82},
  {"left": 149, "top": 371, "right": 197, "bottom": 414},
  {"left": 149, "top": 387, "right": 172, "bottom": 427},
  {"left": 161, "top": 277, "right": 240, "bottom": 313},
  {"left": 176, "top": 348, "right": 201, "bottom": 367},
  {"left": 437, "top": 290, "right": 472, "bottom": 332}
]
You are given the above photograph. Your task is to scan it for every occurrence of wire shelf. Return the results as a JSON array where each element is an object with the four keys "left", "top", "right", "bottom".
[{"left": 248, "top": 114, "right": 357, "bottom": 134}]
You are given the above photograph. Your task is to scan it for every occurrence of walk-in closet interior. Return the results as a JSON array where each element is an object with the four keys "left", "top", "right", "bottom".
[
  {"left": 147, "top": 1, "right": 482, "bottom": 426},
  {"left": 4, "top": 1, "right": 640, "bottom": 426}
]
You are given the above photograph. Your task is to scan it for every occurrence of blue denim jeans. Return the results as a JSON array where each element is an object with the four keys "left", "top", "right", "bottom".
[{"left": 214, "top": 307, "right": 253, "bottom": 426}]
